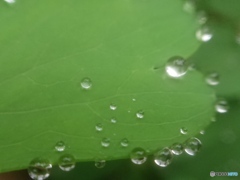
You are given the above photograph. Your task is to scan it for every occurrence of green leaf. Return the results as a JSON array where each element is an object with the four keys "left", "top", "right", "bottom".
[{"left": 0, "top": 0, "right": 215, "bottom": 173}]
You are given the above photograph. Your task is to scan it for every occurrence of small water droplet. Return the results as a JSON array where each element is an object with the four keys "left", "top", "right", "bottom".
[
  {"left": 197, "top": 11, "right": 208, "bottom": 25},
  {"left": 120, "top": 138, "right": 129, "bottom": 147},
  {"left": 81, "top": 77, "right": 92, "bottom": 90},
  {"left": 170, "top": 143, "right": 183, "bottom": 155},
  {"left": 165, "top": 56, "right": 188, "bottom": 78},
  {"left": 130, "top": 147, "right": 147, "bottom": 165},
  {"left": 132, "top": 98, "right": 136, "bottom": 102},
  {"left": 136, "top": 110, "right": 144, "bottom": 119},
  {"left": 110, "top": 104, "right": 117, "bottom": 110},
  {"left": 110, "top": 117, "right": 117, "bottom": 124},
  {"left": 184, "top": 137, "right": 202, "bottom": 156},
  {"left": 200, "top": 130, "right": 205, "bottom": 135},
  {"left": 180, "top": 127, "right": 188, "bottom": 135},
  {"left": 55, "top": 141, "right": 65, "bottom": 152},
  {"left": 58, "top": 154, "right": 76, "bottom": 171},
  {"left": 95, "top": 123, "right": 103, "bottom": 132},
  {"left": 206, "top": 72, "right": 219, "bottom": 86},
  {"left": 4, "top": 0, "right": 15, "bottom": 4},
  {"left": 183, "top": 0, "right": 196, "bottom": 13},
  {"left": 95, "top": 160, "right": 106, "bottom": 168},
  {"left": 154, "top": 147, "right": 173, "bottom": 167},
  {"left": 101, "top": 138, "right": 110, "bottom": 147},
  {"left": 28, "top": 158, "right": 52, "bottom": 180},
  {"left": 196, "top": 26, "right": 213, "bottom": 42},
  {"left": 215, "top": 99, "right": 229, "bottom": 113}
]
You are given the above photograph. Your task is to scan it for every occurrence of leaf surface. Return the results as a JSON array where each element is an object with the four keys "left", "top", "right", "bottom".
[{"left": 0, "top": 0, "right": 215, "bottom": 172}]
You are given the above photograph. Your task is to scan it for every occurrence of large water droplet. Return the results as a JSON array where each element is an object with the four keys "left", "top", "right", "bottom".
[
  {"left": 165, "top": 56, "right": 188, "bottom": 78},
  {"left": 58, "top": 154, "right": 76, "bottom": 171},
  {"left": 206, "top": 72, "right": 219, "bottom": 86},
  {"left": 81, "top": 77, "right": 92, "bottom": 90},
  {"left": 184, "top": 137, "right": 202, "bottom": 156},
  {"left": 120, "top": 138, "right": 129, "bottom": 147},
  {"left": 110, "top": 104, "right": 117, "bottom": 110},
  {"left": 136, "top": 110, "right": 144, "bottom": 119},
  {"left": 55, "top": 141, "right": 65, "bottom": 152},
  {"left": 170, "top": 143, "right": 183, "bottom": 155},
  {"left": 28, "top": 158, "right": 52, "bottom": 180},
  {"left": 95, "top": 123, "right": 103, "bottom": 132},
  {"left": 215, "top": 99, "right": 229, "bottom": 113},
  {"left": 154, "top": 147, "right": 173, "bottom": 167},
  {"left": 110, "top": 117, "right": 117, "bottom": 124},
  {"left": 196, "top": 26, "right": 213, "bottom": 42},
  {"left": 180, "top": 127, "right": 188, "bottom": 135},
  {"left": 95, "top": 160, "right": 106, "bottom": 168},
  {"left": 101, "top": 138, "right": 110, "bottom": 147},
  {"left": 130, "top": 147, "right": 147, "bottom": 165}
]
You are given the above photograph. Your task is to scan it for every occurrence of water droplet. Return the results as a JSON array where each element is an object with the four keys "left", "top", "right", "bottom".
[
  {"left": 132, "top": 98, "right": 136, "bottom": 102},
  {"left": 136, "top": 110, "right": 144, "bottom": 119},
  {"left": 154, "top": 147, "right": 173, "bottom": 167},
  {"left": 170, "top": 143, "right": 183, "bottom": 155},
  {"left": 110, "top": 117, "right": 117, "bottom": 124},
  {"left": 196, "top": 26, "right": 213, "bottom": 42},
  {"left": 183, "top": 0, "right": 196, "bottom": 13},
  {"left": 58, "top": 154, "right": 76, "bottom": 171},
  {"left": 101, "top": 138, "right": 110, "bottom": 147},
  {"left": 206, "top": 72, "right": 219, "bottom": 86},
  {"left": 4, "top": 0, "right": 15, "bottom": 4},
  {"left": 120, "top": 138, "right": 129, "bottom": 147},
  {"left": 180, "top": 127, "right": 188, "bottom": 135},
  {"left": 95, "top": 123, "right": 103, "bottom": 132},
  {"left": 95, "top": 160, "right": 106, "bottom": 168},
  {"left": 130, "top": 147, "right": 147, "bottom": 165},
  {"left": 81, "top": 77, "right": 92, "bottom": 90},
  {"left": 165, "top": 56, "right": 188, "bottom": 78},
  {"left": 184, "top": 137, "right": 202, "bottom": 156},
  {"left": 215, "top": 99, "right": 229, "bottom": 113},
  {"left": 28, "top": 158, "right": 52, "bottom": 180},
  {"left": 197, "top": 11, "right": 208, "bottom": 25},
  {"left": 110, "top": 104, "right": 117, "bottom": 110},
  {"left": 200, "top": 130, "right": 205, "bottom": 135},
  {"left": 55, "top": 141, "right": 65, "bottom": 152}
]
